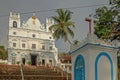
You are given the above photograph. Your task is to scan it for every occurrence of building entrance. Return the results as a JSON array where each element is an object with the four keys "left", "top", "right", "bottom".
[
  {"left": 31, "top": 55, "right": 37, "bottom": 65},
  {"left": 22, "top": 58, "right": 25, "bottom": 65},
  {"left": 42, "top": 59, "right": 45, "bottom": 65}
]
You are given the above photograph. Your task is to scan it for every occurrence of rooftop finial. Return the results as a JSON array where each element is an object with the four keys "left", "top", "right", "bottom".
[{"left": 32, "top": 13, "right": 36, "bottom": 19}]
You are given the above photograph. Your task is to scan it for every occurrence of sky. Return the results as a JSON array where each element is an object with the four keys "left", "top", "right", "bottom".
[{"left": 0, "top": 0, "right": 108, "bottom": 53}]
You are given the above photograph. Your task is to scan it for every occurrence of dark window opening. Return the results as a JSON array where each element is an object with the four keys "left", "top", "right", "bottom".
[
  {"left": 22, "top": 58, "right": 25, "bottom": 65},
  {"left": 32, "top": 44, "right": 36, "bottom": 49},
  {"left": 32, "top": 34, "right": 36, "bottom": 38},
  {"left": 13, "top": 21, "right": 17, "bottom": 28},
  {"left": 49, "top": 60, "right": 52, "bottom": 65},
  {"left": 42, "top": 45, "right": 45, "bottom": 50},
  {"left": 13, "top": 32, "right": 16, "bottom": 35},
  {"left": 22, "top": 43, "right": 25, "bottom": 48},
  {"left": 42, "top": 59, "right": 45, "bottom": 65},
  {"left": 50, "top": 46, "right": 52, "bottom": 50},
  {"left": 49, "top": 37, "right": 52, "bottom": 39},
  {"left": 13, "top": 43, "right": 16, "bottom": 47}
]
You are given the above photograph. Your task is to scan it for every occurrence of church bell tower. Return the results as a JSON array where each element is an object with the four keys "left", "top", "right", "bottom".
[{"left": 9, "top": 12, "right": 21, "bottom": 28}]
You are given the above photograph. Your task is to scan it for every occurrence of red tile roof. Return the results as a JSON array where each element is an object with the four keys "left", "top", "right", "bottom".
[{"left": 59, "top": 55, "right": 71, "bottom": 60}]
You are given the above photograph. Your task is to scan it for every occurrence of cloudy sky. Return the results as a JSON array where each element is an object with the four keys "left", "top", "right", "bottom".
[{"left": 0, "top": 0, "right": 108, "bottom": 52}]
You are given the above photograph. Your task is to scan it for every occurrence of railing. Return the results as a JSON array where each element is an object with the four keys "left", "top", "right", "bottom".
[{"left": 20, "top": 64, "right": 24, "bottom": 80}]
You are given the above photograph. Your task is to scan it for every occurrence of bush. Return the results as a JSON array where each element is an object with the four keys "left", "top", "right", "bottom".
[
  {"left": 27, "top": 61, "right": 31, "bottom": 65},
  {"left": 17, "top": 61, "right": 20, "bottom": 64},
  {"left": 38, "top": 61, "right": 41, "bottom": 65}
]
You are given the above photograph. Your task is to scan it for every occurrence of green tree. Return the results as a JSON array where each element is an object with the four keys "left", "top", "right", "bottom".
[
  {"left": 94, "top": 0, "right": 120, "bottom": 41},
  {"left": 49, "top": 9, "right": 75, "bottom": 44},
  {"left": 94, "top": 0, "right": 120, "bottom": 76},
  {"left": 0, "top": 46, "right": 8, "bottom": 60}
]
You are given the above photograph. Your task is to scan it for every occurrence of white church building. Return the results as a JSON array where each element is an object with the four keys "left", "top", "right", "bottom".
[{"left": 7, "top": 12, "right": 58, "bottom": 66}]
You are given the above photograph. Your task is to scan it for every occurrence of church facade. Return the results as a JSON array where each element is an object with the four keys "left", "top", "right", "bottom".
[{"left": 7, "top": 12, "right": 58, "bottom": 66}]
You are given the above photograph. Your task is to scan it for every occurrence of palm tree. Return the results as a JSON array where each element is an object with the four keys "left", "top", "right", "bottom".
[{"left": 49, "top": 9, "right": 75, "bottom": 44}]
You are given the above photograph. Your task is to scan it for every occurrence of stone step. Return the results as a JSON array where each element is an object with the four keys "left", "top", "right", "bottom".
[{"left": 0, "top": 75, "right": 71, "bottom": 80}]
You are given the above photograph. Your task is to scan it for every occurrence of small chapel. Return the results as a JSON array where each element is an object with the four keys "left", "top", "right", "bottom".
[
  {"left": 7, "top": 12, "right": 58, "bottom": 66},
  {"left": 70, "top": 33, "right": 118, "bottom": 80}
]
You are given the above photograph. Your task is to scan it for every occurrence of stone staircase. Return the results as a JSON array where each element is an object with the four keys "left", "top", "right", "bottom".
[{"left": 0, "top": 64, "right": 71, "bottom": 80}]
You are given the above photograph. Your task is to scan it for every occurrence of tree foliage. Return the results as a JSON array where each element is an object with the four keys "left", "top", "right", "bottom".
[
  {"left": 94, "top": 0, "right": 120, "bottom": 69},
  {"left": 94, "top": 0, "right": 120, "bottom": 41},
  {"left": 49, "top": 9, "right": 75, "bottom": 44},
  {"left": 0, "top": 46, "right": 8, "bottom": 60}
]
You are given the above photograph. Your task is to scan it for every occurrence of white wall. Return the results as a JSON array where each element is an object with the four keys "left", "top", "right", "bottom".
[{"left": 71, "top": 44, "right": 118, "bottom": 80}]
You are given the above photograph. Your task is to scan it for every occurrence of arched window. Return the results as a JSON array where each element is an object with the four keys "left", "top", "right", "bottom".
[
  {"left": 74, "top": 54, "right": 85, "bottom": 80},
  {"left": 10, "top": 53, "right": 16, "bottom": 64},
  {"left": 95, "top": 52, "right": 114, "bottom": 80},
  {"left": 13, "top": 21, "right": 17, "bottom": 28}
]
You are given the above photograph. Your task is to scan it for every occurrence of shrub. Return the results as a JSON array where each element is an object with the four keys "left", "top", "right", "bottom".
[{"left": 27, "top": 61, "right": 31, "bottom": 65}]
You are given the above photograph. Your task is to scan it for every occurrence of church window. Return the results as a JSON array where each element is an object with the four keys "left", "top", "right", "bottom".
[
  {"left": 32, "top": 44, "right": 36, "bottom": 49},
  {"left": 49, "top": 37, "right": 52, "bottom": 39},
  {"left": 32, "top": 34, "right": 36, "bottom": 38},
  {"left": 13, "top": 43, "right": 16, "bottom": 47},
  {"left": 50, "top": 46, "right": 52, "bottom": 50},
  {"left": 13, "top": 32, "right": 16, "bottom": 35},
  {"left": 42, "top": 45, "right": 45, "bottom": 50},
  {"left": 49, "top": 60, "right": 52, "bottom": 65},
  {"left": 12, "top": 57, "right": 16, "bottom": 64},
  {"left": 22, "top": 43, "right": 25, "bottom": 48},
  {"left": 13, "top": 21, "right": 17, "bottom": 28}
]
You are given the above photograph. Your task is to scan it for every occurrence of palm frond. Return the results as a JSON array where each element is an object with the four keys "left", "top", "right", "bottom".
[
  {"left": 52, "top": 28, "right": 61, "bottom": 40},
  {"left": 56, "top": 9, "right": 64, "bottom": 21},
  {"left": 61, "top": 31, "right": 67, "bottom": 42},
  {"left": 49, "top": 24, "right": 59, "bottom": 31},
  {"left": 66, "top": 27, "right": 74, "bottom": 38},
  {"left": 52, "top": 16, "right": 60, "bottom": 23},
  {"left": 64, "top": 10, "right": 72, "bottom": 21},
  {"left": 65, "top": 21, "right": 75, "bottom": 28}
]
